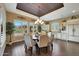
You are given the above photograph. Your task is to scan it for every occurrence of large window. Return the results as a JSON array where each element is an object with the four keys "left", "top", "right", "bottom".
[{"left": 14, "top": 20, "right": 28, "bottom": 33}]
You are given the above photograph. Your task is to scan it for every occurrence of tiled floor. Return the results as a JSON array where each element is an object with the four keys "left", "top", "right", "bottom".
[{"left": 3, "top": 39, "right": 79, "bottom": 56}]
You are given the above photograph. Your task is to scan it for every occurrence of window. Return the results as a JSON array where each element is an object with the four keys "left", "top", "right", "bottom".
[
  {"left": 14, "top": 20, "right": 28, "bottom": 33},
  {"left": 51, "top": 22, "right": 60, "bottom": 31},
  {"left": 0, "top": 10, "right": 3, "bottom": 45}
]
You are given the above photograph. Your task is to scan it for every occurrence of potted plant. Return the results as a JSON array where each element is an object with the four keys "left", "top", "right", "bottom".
[{"left": 6, "top": 22, "right": 15, "bottom": 43}]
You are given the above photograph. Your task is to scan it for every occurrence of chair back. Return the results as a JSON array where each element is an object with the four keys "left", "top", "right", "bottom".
[
  {"left": 47, "top": 32, "right": 52, "bottom": 38},
  {"left": 24, "top": 33, "right": 32, "bottom": 47},
  {"left": 47, "top": 32, "right": 54, "bottom": 43},
  {"left": 36, "top": 35, "right": 49, "bottom": 48},
  {"left": 41, "top": 31, "right": 47, "bottom": 35}
]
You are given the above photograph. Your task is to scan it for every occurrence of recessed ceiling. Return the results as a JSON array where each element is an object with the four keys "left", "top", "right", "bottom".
[
  {"left": 4, "top": 3, "right": 79, "bottom": 21},
  {"left": 16, "top": 3, "right": 64, "bottom": 17}
]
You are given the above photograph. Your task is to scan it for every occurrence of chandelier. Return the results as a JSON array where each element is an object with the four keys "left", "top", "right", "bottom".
[
  {"left": 34, "top": 6, "right": 44, "bottom": 25},
  {"left": 34, "top": 18, "right": 44, "bottom": 25}
]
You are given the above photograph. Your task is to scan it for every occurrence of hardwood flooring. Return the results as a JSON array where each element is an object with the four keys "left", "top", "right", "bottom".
[{"left": 3, "top": 39, "right": 79, "bottom": 56}]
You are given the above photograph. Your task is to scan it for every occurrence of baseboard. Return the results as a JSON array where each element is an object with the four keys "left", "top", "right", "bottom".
[
  {"left": 55, "top": 39, "right": 79, "bottom": 44},
  {"left": 67, "top": 40, "right": 79, "bottom": 44}
]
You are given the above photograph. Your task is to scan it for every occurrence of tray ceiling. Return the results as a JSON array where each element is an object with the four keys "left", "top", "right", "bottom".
[{"left": 17, "top": 3, "right": 64, "bottom": 17}]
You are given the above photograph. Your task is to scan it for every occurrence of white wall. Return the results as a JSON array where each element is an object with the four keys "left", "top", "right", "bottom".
[
  {"left": 67, "top": 20, "right": 79, "bottom": 42},
  {"left": 0, "top": 3, "right": 6, "bottom": 56},
  {"left": 54, "top": 19, "right": 79, "bottom": 43}
]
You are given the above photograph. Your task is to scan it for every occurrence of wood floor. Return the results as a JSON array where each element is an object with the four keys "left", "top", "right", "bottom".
[{"left": 3, "top": 39, "right": 79, "bottom": 56}]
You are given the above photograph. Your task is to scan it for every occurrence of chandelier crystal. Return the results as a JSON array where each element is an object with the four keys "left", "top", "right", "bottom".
[{"left": 34, "top": 18, "right": 44, "bottom": 25}]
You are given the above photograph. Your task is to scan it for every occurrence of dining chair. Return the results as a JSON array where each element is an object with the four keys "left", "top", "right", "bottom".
[
  {"left": 24, "top": 33, "right": 34, "bottom": 55},
  {"left": 47, "top": 32, "right": 54, "bottom": 50},
  {"left": 38, "top": 35, "right": 49, "bottom": 53}
]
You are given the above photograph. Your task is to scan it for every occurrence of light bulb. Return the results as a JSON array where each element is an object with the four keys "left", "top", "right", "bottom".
[
  {"left": 41, "top": 21, "right": 44, "bottom": 24},
  {"left": 39, "top": 20, "right": 42, "bottom": 23}
]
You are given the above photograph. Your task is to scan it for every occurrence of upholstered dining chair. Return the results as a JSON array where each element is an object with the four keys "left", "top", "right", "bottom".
[
  {"left": 47, "top": 32, "right": 54, "bottom": 50},
  {"left": 38, "top": 35, "right": 50, "bottom": 53},
  {"left": 24, "top": 33, "right": 34, "bottom": 55}
]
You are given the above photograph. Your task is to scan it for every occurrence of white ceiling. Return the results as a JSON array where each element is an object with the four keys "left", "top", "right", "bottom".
[
  {"left": 4, "top": 3, "right": 39, "bottom": 19},
  {"left": 4, "top": 3, "right": 79, "bottom": 21},
  {"left": 40, "top": 3, "right": 79, "bottom": 21}
]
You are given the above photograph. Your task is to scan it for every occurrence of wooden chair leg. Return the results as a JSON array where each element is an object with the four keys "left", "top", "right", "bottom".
[
  {"left": 46, "top": 46, "right": 49, "bottom": 53},
  {"left": 47, "top": 46, "right": 50, "bottom": 52},
  {"left": 29, "top": 47, "right": 33, "bottom": 56},
  {"left": 51, "top": 44, "right": 53, "bottom": 50},
  {"left": 38, "top": 48, "right": 41, "bottom": 55},
  {"left": 45, "top": 47, "right": 47, "bottom": 53},
  {"left": 30, "top": 47, "right": 32, "bottom": 55},
  {"left": 25, "top": 46, "right": 27, "bottom": 53}
]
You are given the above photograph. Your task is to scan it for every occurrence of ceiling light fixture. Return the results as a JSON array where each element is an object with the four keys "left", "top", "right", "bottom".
[
  {"left": 34, "top": 6, "right": 44, "bottom": 25},
  {"left": 34, "top": 18, "right": 44, "bottom": 25}
]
